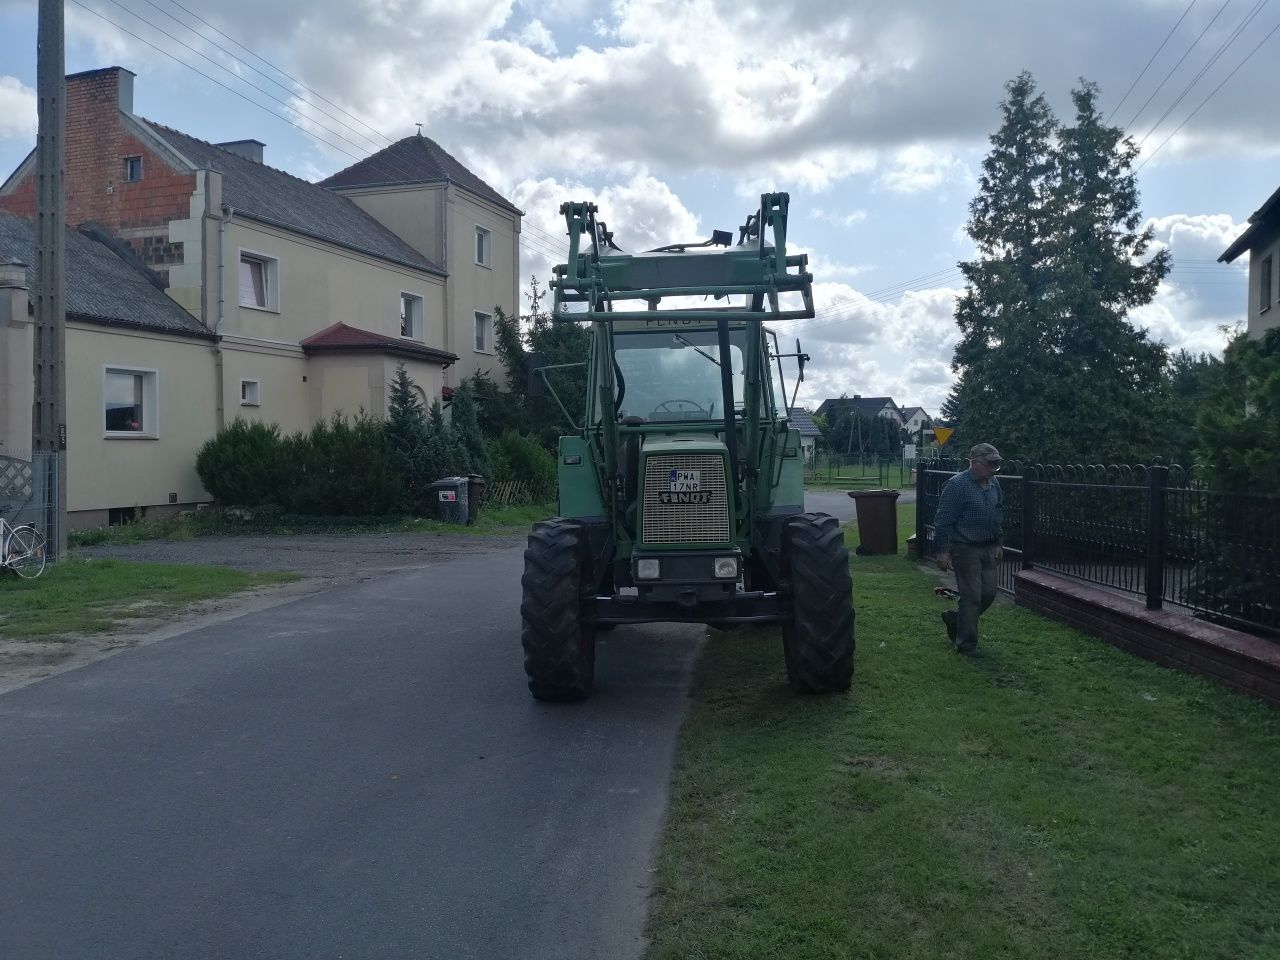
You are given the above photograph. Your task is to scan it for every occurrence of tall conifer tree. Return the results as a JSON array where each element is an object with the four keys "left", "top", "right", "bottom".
[
  {"left": 950, "top": 72, "right": 1058, "bottom": 456},
  {"left": 950, "top": 74, "right": 1170, "bottom": 462}
]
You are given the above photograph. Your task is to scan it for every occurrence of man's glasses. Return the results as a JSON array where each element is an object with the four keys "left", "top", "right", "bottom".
[{"left": 988, "top": 461, "right": 1003, "bottom": 471}]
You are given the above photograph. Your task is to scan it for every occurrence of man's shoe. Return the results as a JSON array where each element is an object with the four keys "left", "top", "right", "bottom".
[{"left": 941, "top": 610, "right": 957, "bottom": 645}]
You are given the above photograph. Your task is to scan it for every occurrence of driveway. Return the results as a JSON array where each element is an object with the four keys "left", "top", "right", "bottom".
[
  {"left": 0, "top": 544, "right": 703, "bottom": 959},
  {"left": 805, "top": 487, "right": 915, "bottom": 524}
]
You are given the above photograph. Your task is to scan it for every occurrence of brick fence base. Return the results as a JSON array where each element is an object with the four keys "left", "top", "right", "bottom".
[{"left": 1014, "top": 569, "right": 1280, "bottom": 707}]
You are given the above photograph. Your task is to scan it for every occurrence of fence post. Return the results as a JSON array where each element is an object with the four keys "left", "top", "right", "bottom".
[
  {"left": 1145, "top": 462, "right": 1168, "bottom": 610},
  {"left": 915, "top": 458, "right": 927, "bottom": 558},
  {"left": 1020, "top": 473, "right": 1035, "bottom": 570}
]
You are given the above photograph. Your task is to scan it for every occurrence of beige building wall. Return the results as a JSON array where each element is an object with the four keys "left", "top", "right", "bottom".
[
  {"left": 0, "top": 266, "right": 32, "bottom": 457},
  {"left": 337, "top": 184, "right": 447, "bottom": 268},
  {"left": 65, "top": 324, "right": 217, "bottom": 519},
  {"left": 218, "top": 218, "right": 446, "bottom": 348},
  {"left": 1247, "top": 229, "right": 1280, "bottom": 338},
  {"left": 219, "top": 338, "right": 311, "bottom": 434},
  {"left": 335, "top": 181, "right": 520, "bottom": 388},
  {"left": 446, "top": 187, "right": 519, "bottom": 386},
  {"left": 305, "top": 353, "right": 447, "bottom": 424}
]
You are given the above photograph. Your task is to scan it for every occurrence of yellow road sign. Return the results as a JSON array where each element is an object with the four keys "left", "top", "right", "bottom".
[{"left": 933, "top": 427, "right": 954, "bottom": 447}]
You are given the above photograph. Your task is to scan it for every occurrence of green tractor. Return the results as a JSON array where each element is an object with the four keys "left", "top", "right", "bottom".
[{"left": 521, "top": 192, "right": 854, "bottom": 701}]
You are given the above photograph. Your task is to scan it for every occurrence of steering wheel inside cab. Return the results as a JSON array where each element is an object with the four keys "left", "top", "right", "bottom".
[{"left": 650, "top": 399, "right": 712, "bottom": 421}]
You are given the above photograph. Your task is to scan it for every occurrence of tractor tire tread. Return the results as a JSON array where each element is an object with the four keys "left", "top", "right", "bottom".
[
  {"left": 783, "top": 512, "right": 855, "bottom": 693},
  {"left": 521, "top": 519, "right": 594, "bottom": 701}
]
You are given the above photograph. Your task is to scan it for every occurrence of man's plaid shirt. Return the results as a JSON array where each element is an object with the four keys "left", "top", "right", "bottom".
[{"left": 933, "top": 468, "right": 1004, "bottom": 553}]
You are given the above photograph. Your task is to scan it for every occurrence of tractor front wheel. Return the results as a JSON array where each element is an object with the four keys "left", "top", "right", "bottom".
[
  {"left": 782, "top": 512, "right": 854, "bottom": 693},
  {"left": 521, "top": 519, "right": 595, "bottom": 701}
]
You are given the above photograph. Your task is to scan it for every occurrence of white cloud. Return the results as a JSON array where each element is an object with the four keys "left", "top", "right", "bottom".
[
  {"left": 877, "top": 144, "right": 969, "bottom": 194},
  {"left": 0, "top": 76, "right": 36, "bottom": 142},
  {"left": 510, "top": 172, "right": 702, "bottom": 297},
  {"left": 1146, "top": 212, "right": 1246, "bottom": 261},
  {"left": 788, "top": 279, "right": 962, "bottom": 411},
  {"left": 516, "top": 19, "right": 558, "bottom": 55},
  {"left": 814, "top": 208, "right": 868, "bottom": 227}
]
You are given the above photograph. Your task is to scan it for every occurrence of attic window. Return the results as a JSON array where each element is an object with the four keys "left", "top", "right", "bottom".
[
  {"left": 123, "top": 156, "right": 142, "bottom": 182},
  {"left": 475, "top": 225, "right": 491, "bottom": 267}
]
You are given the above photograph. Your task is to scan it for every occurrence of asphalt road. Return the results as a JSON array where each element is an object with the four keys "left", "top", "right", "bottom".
[
  {"left": 803, "top": 487, "right": 915, "bottom": 524},
  {"left": 0, "top": 546, "right": 703, "bottom": 960}
]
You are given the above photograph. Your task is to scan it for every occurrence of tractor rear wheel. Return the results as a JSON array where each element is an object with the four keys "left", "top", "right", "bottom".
[
  {"left": 521, "top": 519, "right": 595, "bottom": 701},
  {"left": 782, "top": 512, "right": 854, "bottom": 693}
]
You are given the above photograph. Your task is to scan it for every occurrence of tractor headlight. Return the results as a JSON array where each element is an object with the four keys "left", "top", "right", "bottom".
[
  {"left": 713, "top": 557, "right": 739, "bottom": 579},
  {"left": 636, "top": 558, "right": 662, "bottom": 580}
]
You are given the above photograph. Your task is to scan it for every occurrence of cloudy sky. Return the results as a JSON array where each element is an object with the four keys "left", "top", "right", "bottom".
[{"left": 0, "top": 0, "right": 1271, "bottom": 412}]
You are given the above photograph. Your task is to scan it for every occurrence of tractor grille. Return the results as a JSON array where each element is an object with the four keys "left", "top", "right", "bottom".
[{"left": 641, "top": 454, "right": 731, "bottom": 545}]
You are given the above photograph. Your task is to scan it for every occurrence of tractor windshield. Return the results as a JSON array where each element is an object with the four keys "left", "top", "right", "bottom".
[{"left": 605, "top": 328, "right": 759, "bottom": 423}]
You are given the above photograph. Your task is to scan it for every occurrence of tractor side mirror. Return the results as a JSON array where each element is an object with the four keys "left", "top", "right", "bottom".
[
  {"left": 796, "top": 339, "right": 808, "bottom": 381},
  {"left": 527, "top": 350, "right": 547, "bottom": 397}
]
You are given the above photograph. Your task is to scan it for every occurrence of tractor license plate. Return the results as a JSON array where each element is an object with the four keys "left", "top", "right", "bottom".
[{"left": 669, "top": 469, "right": 701, "bottom": 492}]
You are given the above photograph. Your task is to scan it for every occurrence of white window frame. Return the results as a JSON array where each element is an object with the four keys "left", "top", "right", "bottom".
[
  {"left": 474, "top": 225, "right": 491, "bottom": 267},
  {"left": 400, "top": 291, "right": 424, "bottom": 339},
  {"left": 1261, "top": 254, "right": 1274, "bottom": 314},
  {"left": 103, "top": 365, "right": 159, "bottom": 439},
  {"left": 474, "top": 310, "right": 492, "bottom": 354},
  {"left": 123, "top": 155, "right": 143, "bottom": 182},
  {"left": 238, "top": 249, "right": 280, "bottom": 312},
  {"left": 240, "top": 378, "right": 261, "bottom": 406}
]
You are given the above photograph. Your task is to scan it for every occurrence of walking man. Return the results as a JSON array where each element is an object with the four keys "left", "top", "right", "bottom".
[{"left": 933, "top": 443, "right": 1005, "bottom": 653}]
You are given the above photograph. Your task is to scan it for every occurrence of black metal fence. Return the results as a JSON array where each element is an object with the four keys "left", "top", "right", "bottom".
[
  {"left": 806, "top": 452, "right": 915, "bottom": 489},
  {"left": 916, "top": 459, "right": 1280, "bottom": 639}
]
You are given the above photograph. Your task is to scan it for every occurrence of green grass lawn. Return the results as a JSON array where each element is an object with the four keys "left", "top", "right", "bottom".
[
  {"left": 68, "top": 502, "right": 555, "bottom": 547},
  {"left": 0, "top": 559, "right": 296, "bottom": 638},
  {"left": 646, "top": 505, "right": 1280, "bottom": 960}
]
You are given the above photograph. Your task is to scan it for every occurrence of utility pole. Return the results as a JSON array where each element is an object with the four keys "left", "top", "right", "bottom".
[{"left": 33, "top": 0, "right": 67, "bottom": 560}]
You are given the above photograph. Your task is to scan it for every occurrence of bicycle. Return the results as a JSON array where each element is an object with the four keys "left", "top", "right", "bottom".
[{"left": 0, "top": 506, "right": 47, "bottom": 579}]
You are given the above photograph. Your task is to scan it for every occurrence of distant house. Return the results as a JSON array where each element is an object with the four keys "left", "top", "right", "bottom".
[
  {"left": 0, "top": 66, "right": 521, "bottom": 527},
  {"left": 1219, "top": 184, "right": 1280, "bottom": 338},
  {"left": 814, "top": 395, "right": 905, "bottom": 428},
  {"left": 786, "top": 407, "right": 822, "bottom": 463},
  {"left": 899, "top": 406, "right": 931, "bottom": 439}
]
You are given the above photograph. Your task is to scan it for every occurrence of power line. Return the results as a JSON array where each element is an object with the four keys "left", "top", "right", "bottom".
[
  {"left": 1136, "top": 15, "right": 1280, "bottom": 169},
  {"left": 73, "top": 1, "right": 572, "bottom": 261},
  {"left": 1108, "top": 0, "right": 1199, "bottom": 122},
  {"left": 159, "top": 0, "right": 391, "bottom": 146},
  {"left": 1126, "top": 0, "right": 1234, "bottom": 130},
  {"left": 132, "top": 0, "right": 389, "bottom": 152},
  {"left": 93, "top": 0, "right": 388, "bottom": 154},
  {"left": 1136, "top": 0, "right": 1267, "bottom": 148},
  {"left": 67, "top": 0, "right": 370, "bottom": 165}
]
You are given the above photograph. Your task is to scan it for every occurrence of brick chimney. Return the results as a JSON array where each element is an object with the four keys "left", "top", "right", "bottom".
[{"left": 61, "top": 67, "right": 136, "bottom": 232}]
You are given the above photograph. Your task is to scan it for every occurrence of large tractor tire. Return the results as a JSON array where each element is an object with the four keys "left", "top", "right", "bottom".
[
  {"left": 782, "top": 512, "right": 854, "bottom": 693},
  {"left": 521, "top": 519, "right": 595, "bottom": 702}
]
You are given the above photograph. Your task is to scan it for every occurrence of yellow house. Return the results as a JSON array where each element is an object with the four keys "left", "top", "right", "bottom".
[
  {"left": 1, "top": 213, "right": 217, "bottom": 526},
  {"left": 0, "top": 67, "right": 522, "bottom": 528}
]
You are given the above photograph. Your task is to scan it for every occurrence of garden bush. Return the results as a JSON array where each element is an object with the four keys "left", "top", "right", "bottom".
[
  {"left": 494, "top": 431, "right": 556, "bottom": 493},
  {"left": 195, "top": 418, "right": 286, "bottom": 507},
  {"left": 282, "top": 413, "right": 401, "bottom": 516}
]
